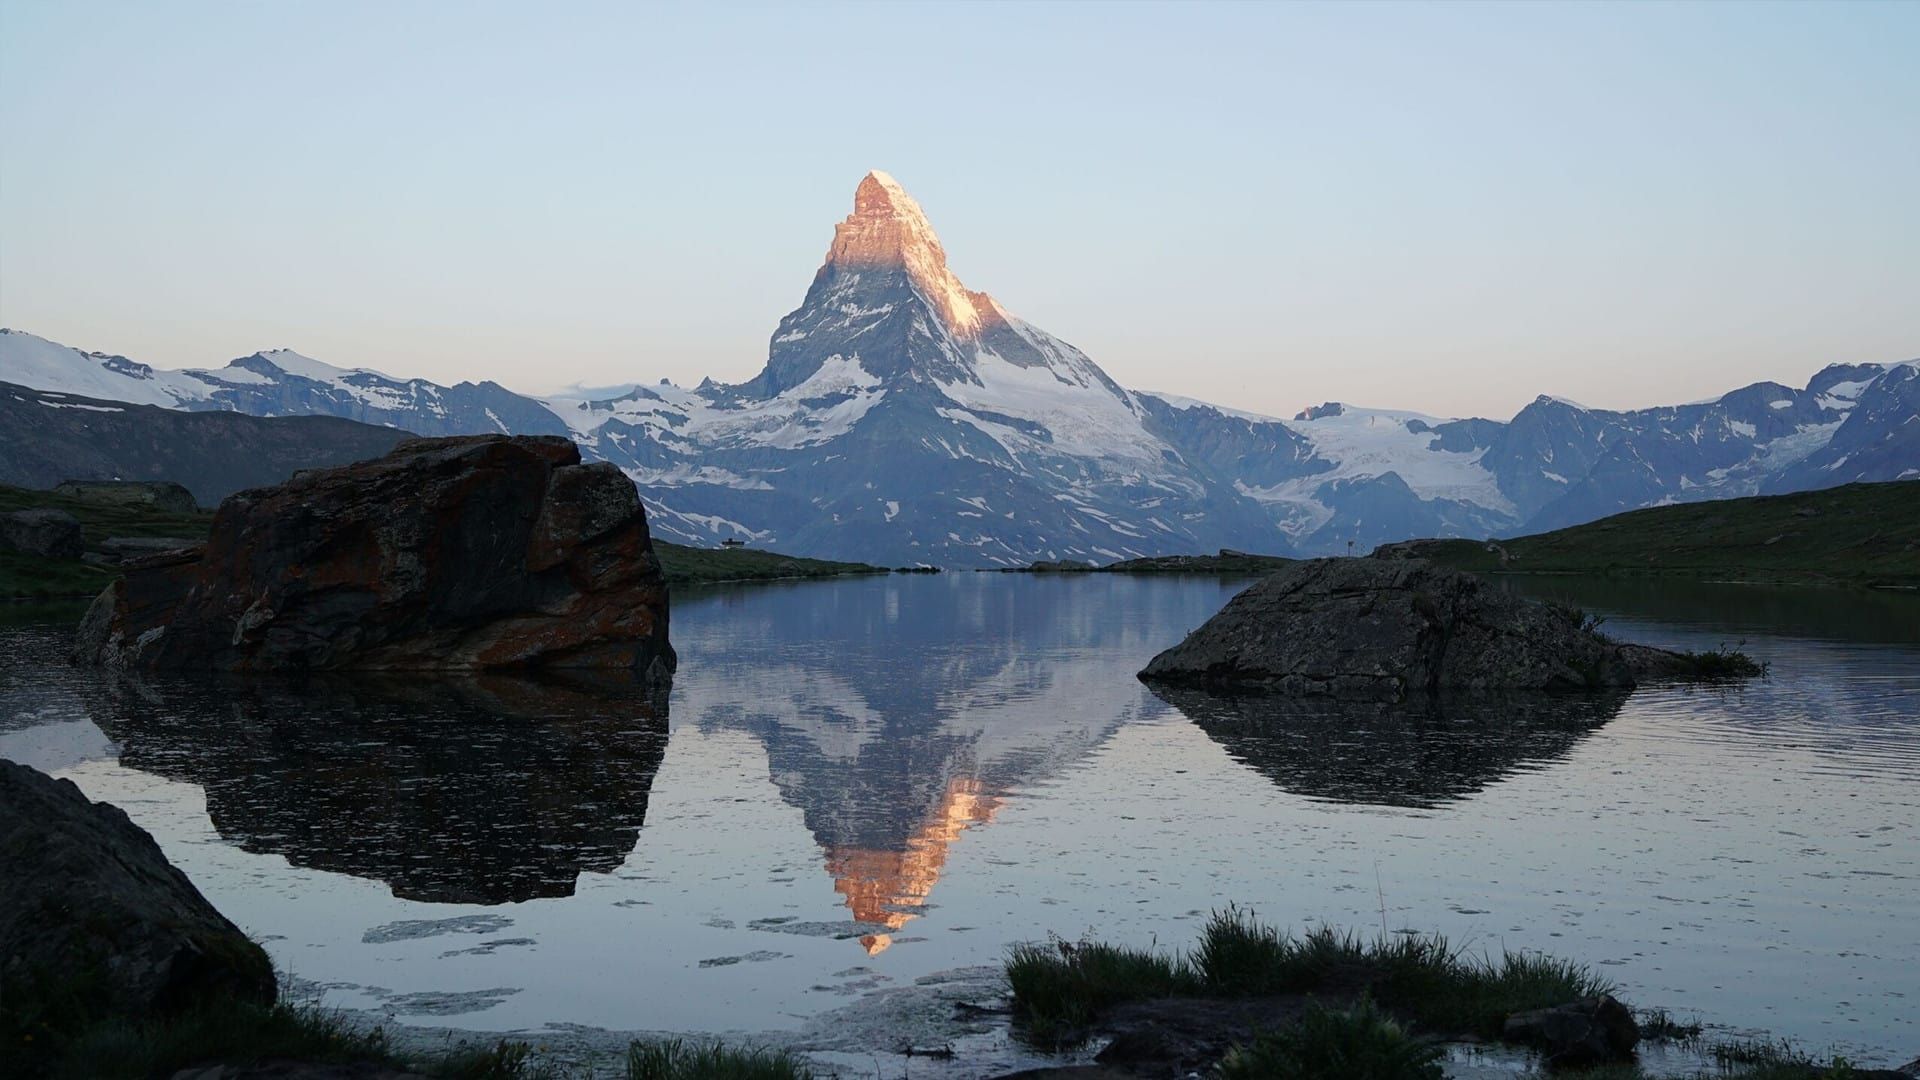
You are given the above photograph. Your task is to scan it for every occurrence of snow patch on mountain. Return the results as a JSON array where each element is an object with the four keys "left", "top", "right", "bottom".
[
  {"left": 0, "top": 328, "right": 214, "bottom": 408},
  {"left": 937, "top": 342, "right": 1162, "bottom": 465},
  {"left": 1274, "top": 407, "right": 1512, "bottom": 511}
]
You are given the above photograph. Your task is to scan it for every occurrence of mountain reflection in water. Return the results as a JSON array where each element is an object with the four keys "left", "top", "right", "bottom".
[
  {"left": 88, "top": 672, "right": 668, "bottom": 904},
  {"left": 1150, "top": 686, "right": 1626, "bottom": 809},
  {"left": 670, "top": 576, "right": 1237, "bottom": 950}
]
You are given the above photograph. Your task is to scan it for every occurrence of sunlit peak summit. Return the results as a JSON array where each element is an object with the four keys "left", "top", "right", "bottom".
[{"left": 825, "top": 170, "right": 996, "bottom": 336}]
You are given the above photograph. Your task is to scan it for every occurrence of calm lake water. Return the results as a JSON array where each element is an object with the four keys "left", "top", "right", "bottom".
[{"left": 3, "top": 574, "right": 1916, "bottom": 1069}]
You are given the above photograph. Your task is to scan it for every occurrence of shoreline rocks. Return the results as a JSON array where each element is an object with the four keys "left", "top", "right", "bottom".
[
  {"left": 1140, "top": 557, "right": 1693, "bottom": 697},
  {"left": 72, "top": 435, "right": 674, "bottom": 686},
  {"left": 0, "top": 759, "right": 277, "bottom": 1019}
]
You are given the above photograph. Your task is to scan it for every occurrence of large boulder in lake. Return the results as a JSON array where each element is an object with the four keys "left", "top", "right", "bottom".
[
  {"left": 73, "top": 435, "right": 674, "bottom": 684},
  {"left": 0, "top": 759, "right": 277, "bottom": 1017},
  {"left": 1140, "top": 557, "right": 1663, "bottom": 697}
]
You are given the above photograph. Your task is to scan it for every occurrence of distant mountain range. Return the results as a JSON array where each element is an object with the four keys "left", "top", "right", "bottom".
[{"left": 3, "top": 172, "right": 1915, "bottom": 565}]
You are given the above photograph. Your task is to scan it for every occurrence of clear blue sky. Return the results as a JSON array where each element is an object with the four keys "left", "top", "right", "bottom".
[{"left": 2, "top": 1, "right": 1915, "bottom": 418}]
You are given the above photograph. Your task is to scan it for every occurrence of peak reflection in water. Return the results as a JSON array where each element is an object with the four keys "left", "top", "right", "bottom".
[
  {"left": 88, "top": 671, "right": 669, "bottom": 905},
  {"left": 671, "top": 575, "right": 1246, "bottom": 949},
  {"left": 1149, "top": 685, "right": 1627, "bottom": 809}
]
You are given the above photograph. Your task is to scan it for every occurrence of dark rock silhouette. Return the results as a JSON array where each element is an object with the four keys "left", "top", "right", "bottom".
[
  {"left": 74, "top": 435, "right": 674, "bottom": 686},
  {"left": 0, "top": 759, "right": 276, "bottom": 1018},
  {"left": 1141, "top": 557, "right": 1680, "bottom": 696},
  {"left": 1504, "top": 995, "right": 1641, "bottom": 1065},
  {"left": 88, "top": 671, "right": 669, "bottom": 905}
]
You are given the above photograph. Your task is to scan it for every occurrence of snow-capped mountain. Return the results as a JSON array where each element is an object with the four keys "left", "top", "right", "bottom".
[
  {"left": 0, "top": 328, "right": 567, "bottom": 438},
  {"left": 535, "top": 171, "right": 1280, "bottom": 564},
  {"left": 3, "top": 172, "right": 1915, "bottom": 564}
]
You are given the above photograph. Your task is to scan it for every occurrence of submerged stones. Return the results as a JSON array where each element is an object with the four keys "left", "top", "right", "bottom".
[
  {"left": 72, "top": 435, "right": 675, "bottom": 685},
  {"left": 1140, "top": 557, "right": 1686, "bottom": 697},
  {"left": 0, "top": 759, "right": 277, "bottom": 1019}
]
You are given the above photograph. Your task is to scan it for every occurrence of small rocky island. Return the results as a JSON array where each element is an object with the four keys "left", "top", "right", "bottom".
[
  {"left": 1140, "top": 556, "right": 1735, "bottom": 697},
  {"left": 73, "top": 434, "right": 674, "bottom": 686}
]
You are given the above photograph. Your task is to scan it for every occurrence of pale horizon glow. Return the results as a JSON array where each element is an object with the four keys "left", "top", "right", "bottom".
[{"left": 2, "top": 1, "right": 1916, "bottom": 420}]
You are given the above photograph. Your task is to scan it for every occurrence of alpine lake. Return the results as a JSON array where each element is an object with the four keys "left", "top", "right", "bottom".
[{"left": 3, "top": 572, "right": 1915, "bottom": 1074}]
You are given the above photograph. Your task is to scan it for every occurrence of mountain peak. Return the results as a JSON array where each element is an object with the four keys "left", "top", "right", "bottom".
[{"left": 826, "top": 171, "right": 992, "bottom": 336}]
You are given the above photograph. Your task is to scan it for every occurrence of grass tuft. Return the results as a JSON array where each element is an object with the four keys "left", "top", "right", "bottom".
[
  {"left": 36, "top": 1000, "right": 393, "bottom": 1080},
  {"left": 624, "top": 1038, "right": 814, "bottom": 1080},
  {"left": 1217, "top": 997, "right": 1444, "bottom": 1080},
  {"left": 1636, "top": 1007, "right": 1704, "bottom": 1042},
  {"left": 1669, "top": 646, "right": 1769, "bottom": 679},
  {"left": 1004, "top": 937, "right": 1198, "bottom": 1040},
  {"left": 1005, "top": 910, "right": 1613, "bottom": 1045}
]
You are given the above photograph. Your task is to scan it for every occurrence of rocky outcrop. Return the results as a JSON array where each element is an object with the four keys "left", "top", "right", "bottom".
[
  {"left": 54, "top": 479, "right": 199, "bottom": 514},
  {"left": 1502, "top": 995, "right": 1639, "bottom": 1065},
  {"left": 73, "top": 435, "right": 674, "bottom": 684},
  {"left": 1, "top": 507, "right": 82, "bottom": 558},
  {"left": 0, "top": 759, "right": 277, "bottom": 1018},
  {"left": 1139, "top": 557, "right": 1678, "bottom": 697}
]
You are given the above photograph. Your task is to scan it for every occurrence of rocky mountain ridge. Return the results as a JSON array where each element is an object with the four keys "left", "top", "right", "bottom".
[{"left": 4, "top": 173, "right": 1915, "bottom": 566}]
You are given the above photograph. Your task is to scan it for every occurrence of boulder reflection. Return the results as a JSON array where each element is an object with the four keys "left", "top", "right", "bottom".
[
  {"left": 89, "top": 672, "right": 668, "bottom": 904},
  {"left": 1150, "top": 686, "right": 1626, "bottom": 808}
]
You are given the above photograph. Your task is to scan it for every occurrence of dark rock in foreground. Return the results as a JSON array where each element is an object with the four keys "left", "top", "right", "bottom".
[
  {"left": 74, "top": 435, "right": 674, "bottom": 683},
  {"left": 1, "top": 506, "right": 82, "bottom": 558},
  {"left": 1502, "top": 994, "right": 1639, "bottom": 1065},
  {"left": 1140, "top": 557, "right": 1682, "bottom": 697},
  {"left": 0, "top": 758, "right": 277, "bottom": 1018}
]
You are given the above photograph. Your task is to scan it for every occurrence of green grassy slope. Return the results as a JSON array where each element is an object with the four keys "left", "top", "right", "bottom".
[
  {"left": 651, "top": 541, "right": 888, "bottom": 585},
  {"left": 1412, "top": 480, "right": 1920, "bottom": 586}
]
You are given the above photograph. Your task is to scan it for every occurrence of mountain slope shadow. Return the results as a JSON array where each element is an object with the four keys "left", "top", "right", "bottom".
[
  {"left": 1148, "top": 685, "right": 1627, "bottom": 809},
  {"left": 87, "top": 671, "right": 669, "bottom": 904}
]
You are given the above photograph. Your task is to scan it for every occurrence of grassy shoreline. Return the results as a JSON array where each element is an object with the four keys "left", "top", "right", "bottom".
[
  {"left": 1409, "top": 480, "right": 1920, "bottom": 588},
  {"left": 1002, "top": 911, "right": 1905, "bottom": 1079}
]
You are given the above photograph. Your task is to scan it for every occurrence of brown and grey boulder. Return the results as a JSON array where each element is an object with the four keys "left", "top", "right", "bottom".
[
  {"left": 1, "top": 507, "right": 83, "bottom": 559},
  {"left": 1502, "top": 995, "right": 1639, "bottom": 1065},
  {"left": 0, "top": 759, "right": 277, "bottom": 1018},
  {"left": 72, "top": 435, "right": 674, "bottom": 685},
  {"left": 1140, "top": 557, "right": 1681, "bottom": 697}
]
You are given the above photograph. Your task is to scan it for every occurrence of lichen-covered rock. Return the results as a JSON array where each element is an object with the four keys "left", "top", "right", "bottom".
[
  {"left": 1, "top": 507, "right": 83, "bottom": 558},
  {"left": 72, "top": 435, "right": 674, "bottom": 685},
  {"left": 0, "top": 759, "right": 277, "bottom": 1018},
  {"left": 1139, "top": 557, "right": 1670, "bottom": 697}
]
